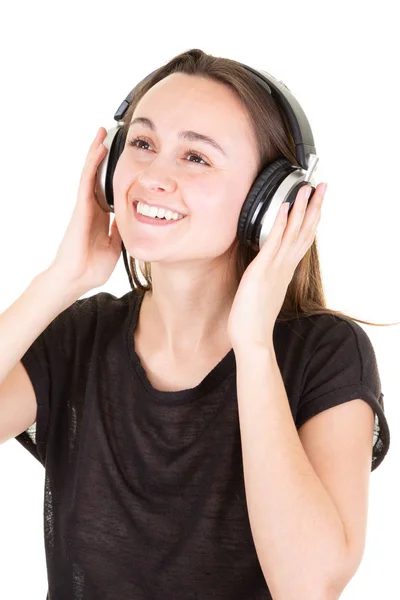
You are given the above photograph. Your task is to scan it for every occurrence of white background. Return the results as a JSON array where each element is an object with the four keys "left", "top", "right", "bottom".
[{"left": 0, "top": 0, "right": 398, "bottom": 598}]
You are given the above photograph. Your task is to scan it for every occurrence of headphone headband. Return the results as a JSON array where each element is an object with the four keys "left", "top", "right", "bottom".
[{"left": 112, "top": 63, "right": 316, "bottom": 171}]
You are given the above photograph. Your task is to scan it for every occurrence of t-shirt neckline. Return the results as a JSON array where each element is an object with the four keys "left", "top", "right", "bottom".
[{"left": 125, "top": 289, "right": 236, "bottom": 403}]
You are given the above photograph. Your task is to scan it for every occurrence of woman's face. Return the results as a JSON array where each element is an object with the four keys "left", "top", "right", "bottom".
[{"left": 112, "top": 72, "right": 260, "bottom": 264}]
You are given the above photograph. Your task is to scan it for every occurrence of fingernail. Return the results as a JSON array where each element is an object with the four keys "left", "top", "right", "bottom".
[
  {"left": 304, "top": 186, "right": 312, "bottom": 201},
  {"left": 320, "top": 183, "right": 328, "bottom": 196}
]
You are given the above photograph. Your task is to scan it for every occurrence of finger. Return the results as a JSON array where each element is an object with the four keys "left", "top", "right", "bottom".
[
  {"left": 88, "top": 127, "right": 107, "bottom": 155},
  {"left": 295, "top": 183, "right": 326, "bottom": 243},
  {"left": 259, "top": 201, "right": 290, "bottom": 260},
  {"left": 85, "top": 143, "right": 108, "bottom": 187},
  {"left": 289, "top": 184, "right": 312, "bottom": 224},
  {"left": 80, "top": 128, "right": 107, "bottom": 177},
  {"left": 280, "top": 184, "right": 318, "bottom": 250},
  {"left": 79, "top": 141, "right": 108, "bottom": 200}
]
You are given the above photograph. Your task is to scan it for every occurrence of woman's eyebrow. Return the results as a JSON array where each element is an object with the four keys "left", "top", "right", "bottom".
[{"left": 128, "top": 116, "right": 227, "bottom": 157}]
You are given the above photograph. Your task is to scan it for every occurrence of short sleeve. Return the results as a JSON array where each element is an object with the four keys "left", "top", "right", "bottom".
[
  {"left": 295, "top": 319, "right": 390, "bottom": 472},
  {"left": 15, "top": 296, "right": 95, "bottom": 466},
  {"left": 16, "top": 326, "right": 52, "bottom": 465}
]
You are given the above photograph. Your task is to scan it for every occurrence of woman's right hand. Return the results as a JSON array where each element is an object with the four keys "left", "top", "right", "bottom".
[{"left": 47, "top": 127, "right": 123, "bottom": 294}]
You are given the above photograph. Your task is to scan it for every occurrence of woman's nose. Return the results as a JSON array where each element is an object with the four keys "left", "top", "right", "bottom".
[{"left": 137, "top": 155, "right": 177, "bottom": 192}]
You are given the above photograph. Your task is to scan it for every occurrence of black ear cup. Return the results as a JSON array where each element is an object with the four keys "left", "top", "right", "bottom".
[
  {"left": 104, "top": 126, "right": 127, "bottom": 212},
  {"left": 237, "top": 157, "right": 310, "bottom": 251}
]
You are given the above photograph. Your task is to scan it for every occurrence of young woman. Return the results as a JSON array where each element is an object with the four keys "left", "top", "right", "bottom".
[{"left": 1, "top": 49, "right": 392, "bottom": 599}]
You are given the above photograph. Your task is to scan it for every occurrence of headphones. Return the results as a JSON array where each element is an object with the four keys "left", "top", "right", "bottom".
[{"left": 95, "top": 61, "right": 319, "bottom": 286}]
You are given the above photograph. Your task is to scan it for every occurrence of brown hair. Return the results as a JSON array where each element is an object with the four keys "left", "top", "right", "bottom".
[{"left": 119, "top": 48, "right": 398, "bottom": 328}]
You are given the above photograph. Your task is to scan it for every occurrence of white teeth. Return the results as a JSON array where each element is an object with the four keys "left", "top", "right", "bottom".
[{"left": 137, "top": 201, "right": 184, "bottom": 220}]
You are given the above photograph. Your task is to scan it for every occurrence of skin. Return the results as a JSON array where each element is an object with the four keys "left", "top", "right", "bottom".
[{"left": 112, "top": 72, "right": 261, "bottom": 360}]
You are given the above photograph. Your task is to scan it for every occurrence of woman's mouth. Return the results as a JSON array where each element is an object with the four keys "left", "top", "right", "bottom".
[{"left": 133, "top": 202, "right": 187, "bottom": 227}]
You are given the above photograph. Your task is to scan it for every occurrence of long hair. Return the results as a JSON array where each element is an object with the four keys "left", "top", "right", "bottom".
[{"left": 119, "top": 48, "right": 398, "bottom": 328}]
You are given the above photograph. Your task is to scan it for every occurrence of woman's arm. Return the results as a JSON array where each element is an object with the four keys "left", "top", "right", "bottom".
[{"left": 235, "top": 345, "right": 371, "bottom": 600}]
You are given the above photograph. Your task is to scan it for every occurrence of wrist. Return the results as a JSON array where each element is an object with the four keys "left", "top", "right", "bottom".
[
  {"left": 233, "top": 341, "right": 275, "bottom": 363},
  {"left": 35, "top": 268, "right": 86, "bottom": 306}
]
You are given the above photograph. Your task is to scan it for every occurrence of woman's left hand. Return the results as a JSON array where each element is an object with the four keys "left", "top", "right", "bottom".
[{"left": 227, "top": 182, "right": 328, "bottom": 351}]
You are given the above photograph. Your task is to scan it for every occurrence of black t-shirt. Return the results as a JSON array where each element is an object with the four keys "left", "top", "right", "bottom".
[{"left": 15, "top": 289, "right": 390, "bottom": 600}]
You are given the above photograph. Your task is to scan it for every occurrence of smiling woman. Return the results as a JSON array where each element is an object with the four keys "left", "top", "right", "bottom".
[
  {"left": 4, "top": 47, "right": 393, "bottom": 600},
  {"left": 106, "top": 50, "right": 396, "bottom": 327}
]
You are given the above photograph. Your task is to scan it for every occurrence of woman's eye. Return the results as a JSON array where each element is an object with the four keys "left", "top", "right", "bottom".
[
  {"left": 185, "top": 151, "right": 209, "bottom": 166},
  {"left": 128, "top": 137, "right": 151, "bottom": 151},
  {"left": 127, "top": 137, "right": 209, "bottom": 166}
]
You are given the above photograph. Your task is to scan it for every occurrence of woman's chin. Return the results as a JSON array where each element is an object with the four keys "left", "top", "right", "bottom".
[{"left": 122, "top": 242, "right": 169, "bottom": 263}]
